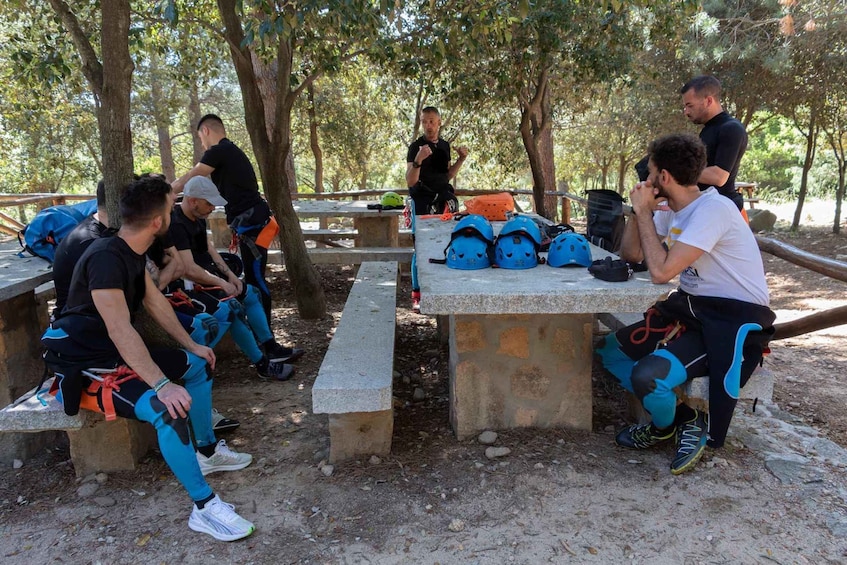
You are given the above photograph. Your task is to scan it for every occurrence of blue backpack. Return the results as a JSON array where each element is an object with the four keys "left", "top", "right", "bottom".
[{"left": 17, "top": 200, "right": 98, "bottom": 263}]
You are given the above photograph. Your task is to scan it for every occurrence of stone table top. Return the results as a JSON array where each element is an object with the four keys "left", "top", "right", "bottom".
[
  {"left": 414, "top": 216, "right": 673, "bottom": 315},
  {"left": 0, "top": 239, "right": 52, "bottom": 302},
  {"left": 209, "top": 200, "right": 404, "bottom": 221}
]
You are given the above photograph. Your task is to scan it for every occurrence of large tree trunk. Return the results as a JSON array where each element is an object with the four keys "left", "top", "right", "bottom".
[
  {"left": 188, "top": 82, "right": 204, "bottom": 163},
  {"left": 217, "top": 0, "right": 326, "bottom": 319},
  {"left": 518, "top": 69, "right": 557, "bottom": 221},
  {"left": 307, "top": 83, "right": 324, "bottom": 196},
  {"left": 150, "top": 51, "right": 175, "bottom": 181},
  {"left": 791, "top": 107, "right": 818, "bottom": 231}
]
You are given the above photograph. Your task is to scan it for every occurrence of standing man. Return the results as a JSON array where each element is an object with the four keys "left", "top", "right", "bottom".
[
  {"left": 595, "top": 133, "right": 774, "bottom": 475},
  {"left": 405, "top": 106, "right": 468, "bottom": 216},
  {"left": 405, "top": 106, "right": 469, "bottom": 312},
  {"left": 42, "top": 176, "right": 255, "bottom": 540},
  {"left": 172, "top": 114, "right": 280, "bottom": 331},
  {"left": 681, "top": 75, "right": 748, "bottom": 211}
]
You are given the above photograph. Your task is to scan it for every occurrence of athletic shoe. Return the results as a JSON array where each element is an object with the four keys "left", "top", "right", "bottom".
[
  {"left": 196, "top": 440, "right": 253, "bottom": 476},
  {"left": 188, "top": 494, "right": 255, "bottom": 541},
  {"left": 263, "top": 341, "right": 305, "bottom": 363},
  {"left": 671, "top": 409, "right": 708, "bottom": 475},
  {"left": 615, "top": 422, "right": 676, "bottom": 449},
  {"left": 256, "top": 356, "right": 295, "bottom": 381},
  {"left": 211, "top": 408, "right": 240, "bottom": 433}
]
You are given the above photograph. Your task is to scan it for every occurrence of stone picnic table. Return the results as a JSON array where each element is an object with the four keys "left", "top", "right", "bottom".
[
  {"left": 209, "top": 200, "right": 405, "bottom": 249},
  {"left": 413, "top": 217, "right": 672, "bottom": 439}
]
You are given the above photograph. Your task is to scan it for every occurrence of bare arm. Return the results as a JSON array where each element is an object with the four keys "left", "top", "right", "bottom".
[
  {"left": 156, "top": 246, "right": 185, "bottom": 290},
  {"left": 92, "top": 287, "right": 195, "bottom": 418},
  {"left": 698, "top": 165, "right": 730, "bottom": 188},
  {"left": 618, "top": 215, "right": 644, "bottom": 264},
  {"left": 171, "top": 162, "right": 215, "bottom": 192},
  {"left": 177, "top": 238, "right": 242, "bottom": 296},
  {"left": 447, "top": 146, "right": 469, "bottom": 181}
]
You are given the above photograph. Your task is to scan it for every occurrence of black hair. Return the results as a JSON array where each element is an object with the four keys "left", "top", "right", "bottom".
[
  {"left": 647, "top": 134, "right": 706, "bottom": 187},
  {"left": 197, "top": 113, "right": 225, "bottom": 132},
  {"left": 120, "top": 176, "right": 172, "bottom": 227},
  {"left": 679, "top": 75, "right": 721, "bottom": 99},
  {"left": 421, "top": 106, "right": 440, "bottom": 116}
]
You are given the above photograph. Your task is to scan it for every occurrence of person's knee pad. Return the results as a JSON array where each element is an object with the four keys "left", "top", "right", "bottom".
[
  {"left": 190, "top": 314, "right": 219, "bottom": 346},
  {"left": 134, "top": 391, "right": 191, "bottom": 445},
  {"left": 242, "top": 284, "right": 263, "bottom": 307},
  {"left": 630, "top": 355, "right": 672, "bottom": 400}
]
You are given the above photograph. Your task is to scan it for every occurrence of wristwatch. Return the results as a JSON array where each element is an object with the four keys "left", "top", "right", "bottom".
[{"left": 412, "top": 161, "right": 421, "bottom": 168}]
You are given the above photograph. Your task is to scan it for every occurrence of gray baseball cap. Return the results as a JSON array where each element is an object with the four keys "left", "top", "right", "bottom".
[{"left": 184, "top": 176, "right": 227, "bottom": 206}]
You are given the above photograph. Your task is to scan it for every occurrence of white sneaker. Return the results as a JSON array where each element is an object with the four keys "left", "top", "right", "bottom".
[
  {"left": 196, "top": 440, "right": 253, "bottom": 476},
  {"left": 211, "top": 408, "right": 240, "bottom": 433},
  {"left": 188, "top": 495, "right": 255, "bottom": 541}
]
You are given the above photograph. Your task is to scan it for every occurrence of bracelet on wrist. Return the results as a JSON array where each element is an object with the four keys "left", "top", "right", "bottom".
[{"left": 152, "top": 376, "right": 171, "bottom": 393}]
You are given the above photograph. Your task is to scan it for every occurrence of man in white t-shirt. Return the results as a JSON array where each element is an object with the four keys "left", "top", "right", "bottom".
[{"left": 596, "top": 133, "right": 775, "bottom": 475}]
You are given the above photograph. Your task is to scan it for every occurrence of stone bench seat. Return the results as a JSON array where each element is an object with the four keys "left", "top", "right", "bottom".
[
  {"left": 597, "top": 311, "right": 775, "bottom": 419},
  {"left": 265, "top": 247, "right": 414, "bottom": 265},
  {"left": 302, "top": 228, "right": 358, "bottom": 241},
  {"left": 0, "top": 379, "right": 156, "bottom": 477},
  {"left": 312, "top": 261, "right": 398, "bottom": 462}
]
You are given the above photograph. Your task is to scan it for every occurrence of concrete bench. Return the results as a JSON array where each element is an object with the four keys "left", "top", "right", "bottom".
[
  {"left": 302, "top": 228, "right": 358, "bottom": 242},
  {"left": 0, "top": 379, "right": 156, "bottom": 476},
  {"left": 597, "top": 311, "right": 775, "bottom": 421},
  {"left": 266, "top": 247, "right": 414, "bottom": 265},
  {"left": 312, "top": 261, "right": 398, "bottom": 462}
]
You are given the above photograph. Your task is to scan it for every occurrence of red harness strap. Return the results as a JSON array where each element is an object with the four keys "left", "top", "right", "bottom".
[
  {"left": 80, "top": 366, "right": 142, "bottom": 421},
  {"left": 629, "top": 308, "right": 686, "bottom": 350}
]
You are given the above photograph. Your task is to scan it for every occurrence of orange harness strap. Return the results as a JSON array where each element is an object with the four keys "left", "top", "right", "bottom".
[{"left": 80, "top": 366, "right": 141, "bottom": 421}]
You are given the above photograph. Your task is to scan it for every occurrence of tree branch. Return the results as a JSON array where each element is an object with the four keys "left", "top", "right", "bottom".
[{"left": 46, "top": 0, "right": 103, "bottom": 99}]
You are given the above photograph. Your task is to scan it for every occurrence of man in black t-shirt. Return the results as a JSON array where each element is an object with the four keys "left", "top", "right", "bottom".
[
  {"left": 42, "top": 176, "right": 255, "bottom": 541},
  {"left": 168, "top": 176, "right": 302, "bottom": 379},
  {"left": 172, "top": 114, "right": 277, "bottom": 325},
  {"left": 405, "top": 106, "right": 468, "bottom": 216},
  {"left": 681, "top": 75, "right": 748, "bottom": 211}
]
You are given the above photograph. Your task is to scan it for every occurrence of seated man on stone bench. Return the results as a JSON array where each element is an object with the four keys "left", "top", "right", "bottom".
[
  {"left": 595, "top": 133, "right": 775, "bottom": 475},
  {"left": 166, "top": 177, "right": 303, "bottom": 381},
  {"left": 42, "top": 176, "right": 255, "bottom": 541}
]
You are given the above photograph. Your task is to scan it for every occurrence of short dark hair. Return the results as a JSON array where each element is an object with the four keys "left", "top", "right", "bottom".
[
  {"left": 96, "top": 180, "right": 106, "bottom": 207},
  {"left": 197, "top": 113, "right": 225, "bottom": 132},
  {"left": 647, "top": 134, "right": 706, "bottom": 187},
  {"left": 680, "top": 75, "right": 721, "bottom": 98},
  {"left": 120, "top": 176, "right": 172, "bottom": 227},
  {"left": 421, "top": 106, "right": 440, "bottom": 116}
]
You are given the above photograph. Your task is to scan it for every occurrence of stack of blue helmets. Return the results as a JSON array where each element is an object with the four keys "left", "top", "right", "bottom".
[
  {"left": 494, "top": 215, "right": 543, "bottom": 269},
  {"left": 547, "top": 232, "right": 592, "bottom": 268},
  {"left": 445, "top": 214, "right": 495, "bottom": 270}
]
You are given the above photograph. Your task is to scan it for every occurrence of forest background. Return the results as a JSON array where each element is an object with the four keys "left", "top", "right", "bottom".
[{"left": 0, "top": 0, "right": 845, "bottom": 315}]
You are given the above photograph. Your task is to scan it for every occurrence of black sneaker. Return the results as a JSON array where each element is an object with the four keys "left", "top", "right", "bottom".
[
  {"left": 211, "top": 408, "right": 240, "bottom": 433},
  {"left": 671, "top": 409, "right": 708, "bottom": 475},
  {"left": 256, "top": 357, "right": 295, "bottom": 381},
  {"left": 263, "top": 341, "right": 305, "bottom": 363},
  {"left": 615, "top": 423, "right": 676, "bottom": 449}
]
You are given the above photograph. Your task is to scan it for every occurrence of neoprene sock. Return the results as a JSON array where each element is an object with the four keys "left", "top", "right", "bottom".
[
  {"left": 195, "top": 492, "right": 216, "bottom": 509},
  {"left": 197, "top": 444, "right": 217, "bottom": 458}
]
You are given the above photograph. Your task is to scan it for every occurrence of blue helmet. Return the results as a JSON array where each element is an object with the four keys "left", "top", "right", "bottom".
[
  {"left": 498, "top": 215, "right": 543, "bottom": 246},
  {"left": 494, "top": 234, "right": 539, "bottom": 269},
  {"left": 547, "top": 233, "right": 592, "bottom": 267},
  {"left": 453, "top": 214, "right": 495, "bottom": 243},
  {"left": 444, "top": 214, "right": 494, "bottom": 270}
]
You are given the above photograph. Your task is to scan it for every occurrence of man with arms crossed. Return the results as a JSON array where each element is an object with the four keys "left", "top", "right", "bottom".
[{"left": 595, "top": 133, "right": 774, "bottom": 475}]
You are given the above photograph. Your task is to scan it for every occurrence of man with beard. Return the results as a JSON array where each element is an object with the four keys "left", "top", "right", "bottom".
[
  {"left": 681, "top": 75, "right": 748, "bottom": 211},
  {"left": 595, "top": 133, "right": 774, "bottom": 475},
  {"left": 42, "top": 175, "right": 255, "bottom": 540}
]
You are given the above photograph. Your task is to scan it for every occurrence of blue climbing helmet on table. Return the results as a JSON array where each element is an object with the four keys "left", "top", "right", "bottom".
[
  {"left": 494, "top": 215, "right": 543, "bottom": 269},
  {"left": 547, "top": 232, "right": 592, "bottom": 268},
  {"left": 444, "top": 214, "right": 495, "bottom": 270}
]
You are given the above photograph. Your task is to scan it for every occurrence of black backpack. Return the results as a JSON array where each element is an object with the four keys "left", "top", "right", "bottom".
[{"left": 585, "top": 189, "right": 625, "bottom": 253}]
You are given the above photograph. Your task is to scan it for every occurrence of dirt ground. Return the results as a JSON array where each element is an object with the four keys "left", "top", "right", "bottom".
[{"left": 2, "top": 206, "right": 847, "bottom": 564}]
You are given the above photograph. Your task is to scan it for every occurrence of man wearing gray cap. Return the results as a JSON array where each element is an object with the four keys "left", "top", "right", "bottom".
[{"left": 166, "top": 177, "right": 300, "bottom": 381}]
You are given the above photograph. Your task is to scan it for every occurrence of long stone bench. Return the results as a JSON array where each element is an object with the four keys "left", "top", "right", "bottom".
[
  {"left": 597, "top": 311, "right": 775, "bottom": 422},
  {"left": 266, "top": 247, "right": 414, "bottom": 265},
  {"left": 312, "top": 261, "right": 398, "bottom": 462},
  {"left": 0, "top": 379, "right": 156, "bottom": 476}
]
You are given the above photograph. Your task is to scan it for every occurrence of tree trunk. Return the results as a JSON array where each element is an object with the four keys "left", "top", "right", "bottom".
[
  {"left": 188, "top": 82, "right": 204, "bottom": 163},
  {"left": 150, "top": 51, "right": 176, "bottom": 181},
  {"left": 791, "top": 108, "right": 817, "bottom": 231},
  {"left": 217, "top": 0, "right": 326, "bottom": 319},
  {"left": 617, "top": 154, "right": 627, "bottom": 195},
  {"left": 518, "top": 68, "right": 556, "bottom": 220},
  {"left": 97, "top": 1, "right": 135, "bottom": 226},
  {"left": 307, "top": 83, "right": 324, "bottom": 196}
]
